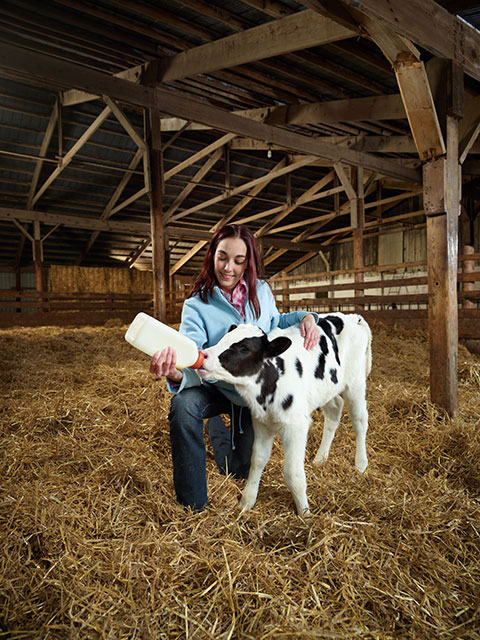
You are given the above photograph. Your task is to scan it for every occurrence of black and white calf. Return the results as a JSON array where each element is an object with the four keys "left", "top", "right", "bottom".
[{"left": 199, "top": 313, "right": 372, "bottom": 515}]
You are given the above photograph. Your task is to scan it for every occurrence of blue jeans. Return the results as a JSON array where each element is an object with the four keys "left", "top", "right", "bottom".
[{"left": 168, "top": 383, "right": 254, "bottom": 511}]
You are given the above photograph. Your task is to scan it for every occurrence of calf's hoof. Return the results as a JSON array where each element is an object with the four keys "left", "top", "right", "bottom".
[
  {"left": 312, "top": 454, "right": 327, "bottom": 467},
  {"left": 355, "top": 459, "right": 368, "bottom": 473},
  {"left": 239, "top": 494, "right": 256, "bottom": 512}
]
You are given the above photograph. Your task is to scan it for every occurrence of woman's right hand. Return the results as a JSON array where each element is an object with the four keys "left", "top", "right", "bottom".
[{"left": 149, "top": 346, "right": 183, "bottom": 383}]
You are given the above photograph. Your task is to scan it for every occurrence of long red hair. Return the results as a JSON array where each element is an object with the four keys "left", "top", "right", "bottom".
[{"left": 188, "top": 224, "right": 265, "bottom": 319}]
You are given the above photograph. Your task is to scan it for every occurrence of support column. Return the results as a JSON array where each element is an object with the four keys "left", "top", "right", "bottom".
[
  {"left": 147, "top": 109, "right": 167, "bottom": 321},
  {"left": 423, "top": 115, "right": 460, "bottom": 415},
  {"left": 352, "top": 167, "right": 365, "bottom": 311},
  {"left": 33, "top": 220, "right": 44, "bottom": 313}
]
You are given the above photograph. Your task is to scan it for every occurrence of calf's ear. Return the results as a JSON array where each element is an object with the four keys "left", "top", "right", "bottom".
[{"left": 266, "top": 336, "right": 291, "bottom": 358}]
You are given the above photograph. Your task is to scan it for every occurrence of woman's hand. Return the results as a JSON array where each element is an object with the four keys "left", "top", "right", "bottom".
[
  {"left": 149, "top": 346, "right": 183, "bottom": 383},
  {"left": 300, "top": 314, "right": 320, "bottom": 351}
]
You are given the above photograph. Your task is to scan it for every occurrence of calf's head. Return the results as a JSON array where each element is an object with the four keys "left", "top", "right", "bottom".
[{"left": 199, "top": 324, "right": 291, "bottom": 384}]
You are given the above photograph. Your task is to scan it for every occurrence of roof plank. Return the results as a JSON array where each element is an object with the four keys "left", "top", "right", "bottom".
[{"left": 0, "top": 43, "right": 420, "bottom": 183}]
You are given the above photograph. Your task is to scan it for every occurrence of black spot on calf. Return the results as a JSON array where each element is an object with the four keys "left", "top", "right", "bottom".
[
  {"left": 314, "top": 353, "right": 325, "bottom": 380},
  {"left": 325, "top": 315, "right": 344, "bottom": 334},
  {"left": 318, "top": 318, "right": 340, "bottom": 366},
  {"left": 275, "top": 356, "right": 285, "bottom": 375},
  {"left": 295, "top": 358, "right": 303, "bottom": 377},
  {"left": 329, "top": 368, "right": 338, "bottom": 384},
  {"left": 255, "top": 361, "right": 279, "bottom": 409},
  {"left": 319, "top": 335, "right": 329, "bottom": 355},
  {"left": 281, "top": 394, "right": 294, "bottom": 410}
]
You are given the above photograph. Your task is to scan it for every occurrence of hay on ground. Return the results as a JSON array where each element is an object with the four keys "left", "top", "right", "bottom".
[{"left": 0, "top": 320, "right": 479, "bottom": 639}]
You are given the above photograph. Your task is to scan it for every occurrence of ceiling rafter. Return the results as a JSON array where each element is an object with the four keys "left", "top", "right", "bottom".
[
  {"left": 1, "top": 42, "right": 420, "bottom": 182},
  {"left": 169, "top": 156, "right": 289, "bottom": 274}
]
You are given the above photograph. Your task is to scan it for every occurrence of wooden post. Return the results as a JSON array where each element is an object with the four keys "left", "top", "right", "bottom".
[
  {"left": 146, "top": 109, "right": 167, "bottom": 321},
  {"left": 352, "top": 166, "right": 365, "bottom": 311},
  {"left": 281, "top": 271, "right": 289, "bottom": 312},
  {"left": 33, "top": 220, "right": 44, "bottom": 312},
  {"left": 462, "top": 244, "right": 475, "bottom": 309},
  {"left": 423, "top": 115, "right": 460, "bottom": 415}
]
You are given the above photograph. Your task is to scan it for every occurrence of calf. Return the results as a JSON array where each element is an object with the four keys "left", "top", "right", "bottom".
[{"left": 199, "top": 313, "right": 372, "bottom": 515}]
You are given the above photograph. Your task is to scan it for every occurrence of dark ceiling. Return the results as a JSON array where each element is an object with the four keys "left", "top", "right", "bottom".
[{"left": 0, "top": 0, "right": 479, "bottom": 278}]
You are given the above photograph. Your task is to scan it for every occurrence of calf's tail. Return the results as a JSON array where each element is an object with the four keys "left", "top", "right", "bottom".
[{"left": 357, "top": 316, "right": 372, "bottom": 377}]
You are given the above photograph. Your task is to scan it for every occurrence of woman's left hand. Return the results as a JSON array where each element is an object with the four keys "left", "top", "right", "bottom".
[{"left": 300, "top": 314, "right": 320, "bottom": 350}]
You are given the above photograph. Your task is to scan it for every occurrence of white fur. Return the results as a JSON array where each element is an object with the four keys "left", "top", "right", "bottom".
[{"left": 200, "top": 313, "right": 372, "bottom": 515}]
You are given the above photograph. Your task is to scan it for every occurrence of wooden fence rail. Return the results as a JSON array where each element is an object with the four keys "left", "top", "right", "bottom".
[
  {"left": 0, "top": 291, "right": 153, "bottom": 327},
  {"left": 0, "top": 254, "right": 478, "bottom": 337}
]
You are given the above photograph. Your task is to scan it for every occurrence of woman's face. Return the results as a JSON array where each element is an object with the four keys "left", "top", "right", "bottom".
[{"left": 213, "top": 237, "right": 248, "bottom": 292}]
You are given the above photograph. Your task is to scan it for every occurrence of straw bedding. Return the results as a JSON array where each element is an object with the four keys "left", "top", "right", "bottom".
[{"left": 0, "top": 320, "right": 479, "bottom": 639}]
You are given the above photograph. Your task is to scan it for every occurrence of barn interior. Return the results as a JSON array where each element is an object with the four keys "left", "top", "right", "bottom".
[
  {"left": 1, "top": 0, "right": 480, "bottom": 416},
  {"left": 0, "top": 0, "right": 478, "bottom": 272},
  {"left": 1, "top": 2, "right": 480, "bottom": 637}
]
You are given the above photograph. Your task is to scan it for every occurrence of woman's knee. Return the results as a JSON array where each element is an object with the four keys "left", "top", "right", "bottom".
[{"left": 169, "top": 387, "right": 206, "bottom": 423}]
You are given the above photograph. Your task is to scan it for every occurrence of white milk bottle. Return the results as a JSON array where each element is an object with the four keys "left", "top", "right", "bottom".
[{"left": 124, "top": 312, "right": 204, "bottom": 369}]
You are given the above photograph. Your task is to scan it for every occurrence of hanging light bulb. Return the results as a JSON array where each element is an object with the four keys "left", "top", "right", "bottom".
[{"left": 267, "top": 145, "right": 272, "bottom": 159}]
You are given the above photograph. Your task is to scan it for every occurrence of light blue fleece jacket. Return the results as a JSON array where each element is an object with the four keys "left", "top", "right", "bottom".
[{"left": 167, "top": 279, "right": 318, "bottom": 405}]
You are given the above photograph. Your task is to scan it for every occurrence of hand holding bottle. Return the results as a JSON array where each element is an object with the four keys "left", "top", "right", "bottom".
[
  {"left": 149, "top": 346, "right": 183, "bottom": 383},
  {"left": 125, "top": 314, "right": 204, "bottom": 381}
]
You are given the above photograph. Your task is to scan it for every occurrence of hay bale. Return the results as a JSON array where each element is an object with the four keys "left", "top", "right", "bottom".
[
  {"left": 49, "top": 265, "right": 153, "bottom": 295},
  {"left": 0, "top": 322, "right": 479, "bottom": 638}
]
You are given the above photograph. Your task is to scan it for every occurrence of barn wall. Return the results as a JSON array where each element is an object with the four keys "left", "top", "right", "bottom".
[
  {"left": 0, "top": 271, "right": 36, "bottom": 313},
  {"left": 287, "top": 231, "right": 429, "bottom": 311}
]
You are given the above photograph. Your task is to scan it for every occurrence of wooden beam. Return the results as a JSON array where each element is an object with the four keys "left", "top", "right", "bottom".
[
  {"left": 238, "top": 93, "right": 406, "bottom": 125},
  {"left": 164, "top": 133, "right": 236, "bottom": 182},
  {"left": 394, "top": 53, "right": 445, "bottom": 161},
  {"left": 334, "top": 162, "right": 356, "bottom": 199},
  {"left": 169, "top": 157, "right": 288, "bottom": 274},
  {"left": 352, "top": 167, "right": 365, "bottom": 309},
  {"left": 61, "top": 10, "right": 355, "bottom": 107},
  {"left": 0, "top": 207, "right": 152, "bottom": 236},
  {"left": 2, "top": 205, "right": 328, "bottom": 251},
  {"left": 78, "top": 147, "right": 146, "bottom": 263},
  {"left": 160, "top": 94, "right": 406, "bottom": 131},
  {"left": 339, "top": 0, "right": 480, "bottom": 82},
  {"left": 281, "top": 251, "right": 319, "bottom": 273},
  {"left": 230, "top": 135, "right": 421, "bottom": 154},
  {"left": 359, "top": 19, "right": 445, "bottom": 161},
  {"left": 62, "top": 64, "right": 145, "bottom": 108},
  {"left": 0, "top": 42, "right": 420, "bottom": 183},
  {"left": 108, "top": 187, "right": 149, "bottom": 216},
  {"left": 147, "top": 109, "right": 166, "bottom": 320},
  {"left": 256, "top": 170, "right": 335, "bottom": 236},
  {"left": 155, "top": 10, "right": 356, "bottom": 83},
  {"left": 27, "top": 101, "right": 58, "bottom": 209},
  {"left": 459, "top": 91, "right": 480, "bottom": 163},
  {"left": 423, "top": 115, "right": 460, "bottom": 415},
  {"left": 164, "top": 147, "right": 223, "bottom": 222},
  {"left": 102, "top": 95, "right": 146, "bottom": 150},
  {"left": 137, "top": 147, "right": 225, "bottom": 263},
  {"left": 169, "top": 155, "right": 319, "bottom": 223},
  {"left": 31, "top": 106, "right": 112, "bottom": 206}
]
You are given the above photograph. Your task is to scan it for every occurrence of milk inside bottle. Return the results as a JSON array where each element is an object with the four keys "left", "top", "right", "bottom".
[{"left": 125, "top": 312, "right": 204, "bottom": 369}]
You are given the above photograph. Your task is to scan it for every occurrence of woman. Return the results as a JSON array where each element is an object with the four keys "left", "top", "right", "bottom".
[{"left": 150, "top": 224, "right": 320, "bottom": 511}]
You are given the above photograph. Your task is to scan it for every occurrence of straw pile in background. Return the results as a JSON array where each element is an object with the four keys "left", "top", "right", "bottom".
[
  {"left": 1, "top": 320, "right": 479, "bottom": 639},
  {"left": 49, "top": 265, "right": 153, "bottom": 294}
]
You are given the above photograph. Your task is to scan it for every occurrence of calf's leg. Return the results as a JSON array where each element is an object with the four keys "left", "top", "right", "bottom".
[
  {"left": 313, "top": 395, "right": 344, "bottom": 466},
  {"left": 281, "top": 420, "right": 310, "bottom": 515},
  {"left": 344, "top": 386, "right": 368, "bottom": 472},
  {"left": 240, "top": 422, "right": 274, "bottom": 511}
]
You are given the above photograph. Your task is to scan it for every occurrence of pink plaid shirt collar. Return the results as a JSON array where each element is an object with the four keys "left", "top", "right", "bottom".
[{"left": 220, "top": 278, "right": 248, "bottom": 317}]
